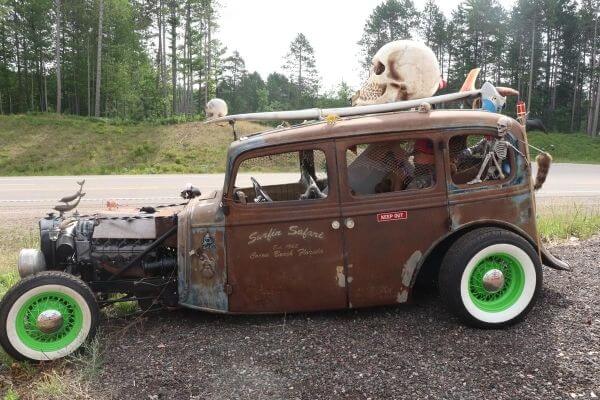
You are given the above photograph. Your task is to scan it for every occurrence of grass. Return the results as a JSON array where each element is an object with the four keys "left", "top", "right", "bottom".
[
  {"left": 0, "top": 113, "right": 265, "bottom": 176},
  {"left": 0, "top": 227, "right": 37, "bottom": 297},
  {"left": 527, "top": 132, "right": 600, "bottom": 164},
  {"left": 537, "top": 204, "right": 600, "bottom": 243},
  {"left": 1, "top": 114, "right": 600, "bottom": 176}
]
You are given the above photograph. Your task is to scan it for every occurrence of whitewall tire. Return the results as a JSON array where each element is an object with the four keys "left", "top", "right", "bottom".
[
  {"left": 439, "top": 228, "right": 542, "bottom": 328},
  {"left": 0, "top": 272, "right": 99, "bottom": 361}
]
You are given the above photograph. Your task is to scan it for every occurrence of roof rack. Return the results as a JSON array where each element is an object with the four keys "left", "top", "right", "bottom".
[{"left": 206, "top": 80, "right": 516, "bottom": 125}]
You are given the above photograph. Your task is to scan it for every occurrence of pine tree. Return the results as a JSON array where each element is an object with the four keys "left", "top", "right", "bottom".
[
  {"left": 54, "top": 0, "right": 61, "bottom": 113},
  {"left": 358, "top": 0, "right": 419, "bottom": 70},
  {"left": 418, "top": 0, "right": 447, "bottom": 76},
  {"left": 94, "top": 0, "right": 103, "bottom": 117},
  {"left": 282, "top": 33, "right": 319, "bottom": 106}
]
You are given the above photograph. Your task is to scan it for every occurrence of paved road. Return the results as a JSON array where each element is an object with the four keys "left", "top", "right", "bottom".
[{"left": 0, "top": 163, "right": 598, "bottom": 209}]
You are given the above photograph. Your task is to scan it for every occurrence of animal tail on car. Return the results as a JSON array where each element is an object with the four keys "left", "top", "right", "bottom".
[{"left": 534, "top": 152, "right": 552, "bottom": 190}]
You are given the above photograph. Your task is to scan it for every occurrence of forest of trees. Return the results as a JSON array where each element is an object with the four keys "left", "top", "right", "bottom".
[{"left": 0, "top": 0, "right": 599, "bottom": 134}]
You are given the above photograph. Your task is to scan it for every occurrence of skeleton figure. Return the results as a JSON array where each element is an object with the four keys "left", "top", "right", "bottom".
[
  {"left": 352, "top": 41, "right": 442, "bottom": 106},
  {"left": 205, "top": 98, "right": 228, "bottom": 120},
  {"left": 460, "top": 117, "right": 524, "bottom": 185}
]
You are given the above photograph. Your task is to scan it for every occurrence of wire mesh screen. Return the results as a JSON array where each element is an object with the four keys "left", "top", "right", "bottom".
[
  {"left": 346, "top": 139, "right": 435, "bottom": 195},
  {"left": 449, "top": 134, "right": 513, "bottom": 185},
  {"left": 234, "top": 150, "right": 328, "bottom": 202}
]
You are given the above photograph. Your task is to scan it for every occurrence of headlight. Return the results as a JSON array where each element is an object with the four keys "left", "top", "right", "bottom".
[{"left": 18, "top": 249, "right": 46, "bottom": 277}]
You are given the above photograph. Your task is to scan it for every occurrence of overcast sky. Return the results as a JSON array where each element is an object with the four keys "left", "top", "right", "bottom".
[{"left": 218, "top": 0, "right": 516, "bottom": 92}]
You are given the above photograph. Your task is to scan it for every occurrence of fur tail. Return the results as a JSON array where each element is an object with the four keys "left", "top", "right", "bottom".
[{"left": 534, "top": 152, "right": 552, "bottom": 190}]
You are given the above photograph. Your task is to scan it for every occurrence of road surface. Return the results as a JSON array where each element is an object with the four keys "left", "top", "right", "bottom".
[{"left": 0, "top": 163, "right": 598, "bottom": 210}]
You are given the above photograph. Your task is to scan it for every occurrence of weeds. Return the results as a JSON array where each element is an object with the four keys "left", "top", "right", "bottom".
[
  {"left": 104, "top": 300, "right": 140, "bottom": 318},
  {"left": 32, "top": 369, "right": 93, "bottom": 400},
  {"left": 537, "top": 204, "right": 600, "bottom": 242},
  {"left": 3, "top": 387, "right": 19, "bottom": 400},
  {"left": 68, "top": 335, "right": 104, "bottom": 380}
]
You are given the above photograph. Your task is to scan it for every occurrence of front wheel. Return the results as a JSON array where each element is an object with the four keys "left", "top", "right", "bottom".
[
  {"left": 0, "top": 271, "right": 99, "bottom": 361},
  {"left": 439, "top": 228, "right": 542, "bottom": 328}
]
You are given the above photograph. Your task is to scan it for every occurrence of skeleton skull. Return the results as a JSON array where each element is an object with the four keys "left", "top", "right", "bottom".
[
  {"left": 205, "top": 98, "right": 228, "bottom": 120},
  {"left": 497, "top": 116, "right": 511, "bottom": 137},
  {"left": 353, "top": 40, "right": 442, "bottom": 106}
]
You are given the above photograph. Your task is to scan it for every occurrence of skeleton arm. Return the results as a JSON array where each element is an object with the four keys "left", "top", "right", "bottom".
[
  {"left": 456, "top": 138, "right": 488, "bottom": 163},
  {"left": 504, "top": 141, "right": 529, "bottom": 164}
]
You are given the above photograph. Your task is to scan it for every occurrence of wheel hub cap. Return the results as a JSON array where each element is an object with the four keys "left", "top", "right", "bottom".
[
  {"left": 482, "top": 269, "right": 505, "bottom": 293},
  {"left": 36, "top": 310, "right": 63, "bottom": 334}
]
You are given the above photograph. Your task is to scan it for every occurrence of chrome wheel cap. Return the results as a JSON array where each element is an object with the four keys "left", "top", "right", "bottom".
[
  {"left": 482, "top": 269, "right": 505, "bottom": 293},
  {"left": 36, "top": 310, "right": 64, "bottom": 334}
]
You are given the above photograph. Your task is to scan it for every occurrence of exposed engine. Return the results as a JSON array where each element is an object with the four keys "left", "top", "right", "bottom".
[{"left": 19, "top": 206, "right": 182, "bottom": 307}]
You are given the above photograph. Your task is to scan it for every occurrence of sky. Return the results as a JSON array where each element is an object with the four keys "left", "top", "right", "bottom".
[{"left": 218, "top": 0, "right": 517, "bottom": 92}]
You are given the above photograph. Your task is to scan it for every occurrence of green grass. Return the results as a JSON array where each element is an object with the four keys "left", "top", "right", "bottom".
[
  {"left": 527, "top": 132, "right": 600, "bottom": 164},
  {"left": 0, "top": 227, "right": 37, "bottom": 297},
  {"left": 0, "top": 113, "right": 265, "bottom": 176},
  {"left": 1, "top": 114, "right": 599, "bottom": 176},
  {"left": 537, "top": 204, "right": 600, "bottom": 242}
]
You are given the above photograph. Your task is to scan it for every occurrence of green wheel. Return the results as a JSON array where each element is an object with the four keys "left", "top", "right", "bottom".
[
  {"left": 0, "top": 272, "right": 99, "bottom": 361},
  {"left": 467, "top": 253, "right": 525, "bottom": 312},
  {"left": 439, "top": 228, "right": 542, "bottom": 327}
]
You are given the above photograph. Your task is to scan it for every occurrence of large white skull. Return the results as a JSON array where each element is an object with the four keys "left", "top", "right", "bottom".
[
  {"left": 353, "top": 40, "right": 442, "bottom": 106},
  {"left": 205, "top": 98, "right": 228, "bottom": 120}
]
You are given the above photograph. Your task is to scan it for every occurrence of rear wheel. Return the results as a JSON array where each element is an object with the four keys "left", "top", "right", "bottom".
[
  {"left": 439, "top": 228, "right": 542, "bottom": 328},
  {"left": 0, "top": 272, "right": 99, "bottom": 361}
]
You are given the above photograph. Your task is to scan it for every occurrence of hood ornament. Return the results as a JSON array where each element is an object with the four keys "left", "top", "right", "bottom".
[{"left": 54, "top": 180, "right": 86, "bottom": 216}]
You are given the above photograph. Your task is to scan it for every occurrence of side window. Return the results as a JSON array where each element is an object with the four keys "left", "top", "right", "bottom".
[
  {"left": 345, "top": 139, "right": 436, "bottom": 196},
  {"left": 449, "top": 134, "right": 513, "bottom": 185},
  {"left": 233, "top": 149, "right": 328, "bottom": 203}
]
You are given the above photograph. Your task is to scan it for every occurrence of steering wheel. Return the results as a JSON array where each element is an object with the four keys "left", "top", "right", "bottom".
[
  {"left": 300, "top": 168, "right": 326, "bottom": 200},
  {"left": 251, "top": 177, "right": 272, "bottom": 203}
]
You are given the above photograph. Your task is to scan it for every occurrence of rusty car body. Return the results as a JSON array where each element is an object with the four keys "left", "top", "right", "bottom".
[{"left": 0, "top": 108, "right": 569, "bottom": 361}]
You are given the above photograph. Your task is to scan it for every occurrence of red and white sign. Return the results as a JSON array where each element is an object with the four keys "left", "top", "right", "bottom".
[{"left": 377, "top": 211, "right": 408, "bottom": 223}]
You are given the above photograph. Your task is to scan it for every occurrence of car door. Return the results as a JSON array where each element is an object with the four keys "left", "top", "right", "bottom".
[
  {"left": 225, "top": 141, "right": 347, "bottom": 313},
  {"left": 336, "top": 132, "right": 449, "bottom": 308}
]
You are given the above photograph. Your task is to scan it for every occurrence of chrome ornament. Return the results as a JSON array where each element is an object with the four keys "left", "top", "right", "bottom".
[
  {"left": 36, "top": 310, "right": 64, "bottom": 334},
  {"left": 482, "top": 269, "right": 505, "bottom": 293}
]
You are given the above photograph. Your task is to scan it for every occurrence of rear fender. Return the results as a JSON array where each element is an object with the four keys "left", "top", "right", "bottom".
[{"left": 540, "top": 245, "right": 570, "bottom": 271}]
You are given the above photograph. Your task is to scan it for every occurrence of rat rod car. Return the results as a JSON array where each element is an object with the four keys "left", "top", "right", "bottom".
[{"left": 0, "top": 105, "right": 569, "bottom": 361}]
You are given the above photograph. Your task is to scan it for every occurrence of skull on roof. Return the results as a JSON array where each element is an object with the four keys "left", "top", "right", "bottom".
[{"left": 352, "top": 40, "right": 442, "bottom": 106}]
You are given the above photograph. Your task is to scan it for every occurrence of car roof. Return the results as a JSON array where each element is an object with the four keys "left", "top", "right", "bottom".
[{"left": 228, "top": 110, "right": 518, "bottom": 157}]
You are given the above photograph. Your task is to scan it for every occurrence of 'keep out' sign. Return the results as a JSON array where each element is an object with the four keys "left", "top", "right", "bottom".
[{"left": 377, "top": 211, "right": 408, "bottom": 223}]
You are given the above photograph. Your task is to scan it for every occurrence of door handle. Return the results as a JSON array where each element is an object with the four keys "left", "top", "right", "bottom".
[
  {"left": 331, "top": 220, "right": 341, "bottom": 230},
  {"left": 344, "top": 218, "right": 355, "bottom": 229}
]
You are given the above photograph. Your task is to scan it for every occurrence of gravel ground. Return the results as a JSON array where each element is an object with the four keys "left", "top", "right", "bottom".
[{"left": 89, "top": 237, "right": 599, "bottom": 400}]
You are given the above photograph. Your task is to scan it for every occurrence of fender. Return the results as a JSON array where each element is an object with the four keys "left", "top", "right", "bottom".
[{"left": 409, "top": 219, "right": 570, "bottom": 288}]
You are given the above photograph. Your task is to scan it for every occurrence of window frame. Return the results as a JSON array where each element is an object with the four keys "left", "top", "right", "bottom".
[
  {"left": 227, "top": 141, "right": 336, "bottom": 209},
  {"left": 446, "top": 129, "right": 518, "bottom": 190},
  {"left": 338, "top": 132, "right": 441, "bottom": 202}
]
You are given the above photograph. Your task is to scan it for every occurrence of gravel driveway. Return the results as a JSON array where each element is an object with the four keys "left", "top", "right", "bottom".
[{"left": 90, "top": 237, "right": 599, "bottom": 400}]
